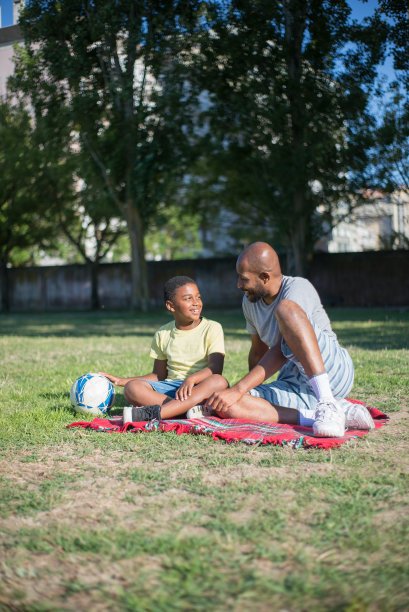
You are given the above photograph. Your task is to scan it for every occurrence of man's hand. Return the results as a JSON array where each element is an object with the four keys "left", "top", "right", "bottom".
[
  {"left": 205, "top": 387, "right": 243, "bottom": 417},
  {"left": 175, "top": 376, "right": 196, "bottom": 401}
]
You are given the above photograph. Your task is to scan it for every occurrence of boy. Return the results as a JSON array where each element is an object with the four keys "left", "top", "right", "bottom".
[{"left": 100, "top": 276, "right": 228, "bottom": 423}]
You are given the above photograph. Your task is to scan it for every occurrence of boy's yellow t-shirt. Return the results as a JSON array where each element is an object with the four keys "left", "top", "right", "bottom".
[{"left": 149, "top": 317, "right": 225, "bottom": 380}]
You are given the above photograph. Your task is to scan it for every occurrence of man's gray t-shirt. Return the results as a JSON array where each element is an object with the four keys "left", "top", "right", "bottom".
[{"left": 242, "top": 276, "right": 336, "bottom": 348}]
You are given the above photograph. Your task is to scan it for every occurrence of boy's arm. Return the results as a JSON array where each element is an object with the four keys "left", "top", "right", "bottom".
[
  {"left": 174, "top": 352, "right": 224, "bottom": 401},
  {"left": 99, "top": 359, "right": 168, "bottom": 387}
]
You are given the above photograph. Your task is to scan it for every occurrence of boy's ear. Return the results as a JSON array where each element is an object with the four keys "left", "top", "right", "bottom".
[{"left": 165, "top": 299, "right": 175, "bottom": 313}]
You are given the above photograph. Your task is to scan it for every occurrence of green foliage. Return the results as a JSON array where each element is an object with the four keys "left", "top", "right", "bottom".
[
  {"left": 145, "top": 202, "right": 202, "bottom": 260},
  {"left": 0, "top": 99, "right": 54, "bottom": 266},
  {"left": 191, "top": 0, "right": 387, "bottom": 273},
  {"left": 373, "top": 86, "right": 409, "bottom": 191},
  {"left": 13, "top": 0, "right": 205, "bottom": 309}
]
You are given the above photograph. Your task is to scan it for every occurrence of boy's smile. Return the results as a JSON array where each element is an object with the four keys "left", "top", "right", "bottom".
[{"left": 166, "top": 283, "right": 203, "bottom": 329}]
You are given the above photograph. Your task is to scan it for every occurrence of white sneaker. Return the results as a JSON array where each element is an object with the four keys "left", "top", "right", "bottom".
[
  {"left": 312, "top": 400, "right": 345, "bottom": 437},
  {"left": 186, "top": 404, "right": 212, "bottom": 419},
  {"left": 337, "top": 398, "right": 375, "bottom": 430}
]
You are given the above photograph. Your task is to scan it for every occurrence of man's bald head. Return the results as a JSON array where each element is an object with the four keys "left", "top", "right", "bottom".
[
  {"left": 237, "top": 242, "right": 281, "bottom": 277},
  {"left": 236, "top": 242, "right": 283, "bottom": 303}
]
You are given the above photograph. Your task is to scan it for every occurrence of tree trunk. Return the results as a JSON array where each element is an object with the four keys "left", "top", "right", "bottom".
[
  {"left": 290, "top": 190, "right": 309, "bottom": 277},
  {"left": 89, "top": 260, "right": 100, "bottom": 310},
  {"left": 0, "top": 261, "right": 10, "bottom": 313},
  {"left": 122, "top": 201, "right": 149, "bottom": 311}
]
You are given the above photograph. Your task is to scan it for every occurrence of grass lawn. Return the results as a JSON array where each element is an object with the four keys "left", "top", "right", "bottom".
[{"left": 0, "top": 307, "right": 408, "bottom": 612}]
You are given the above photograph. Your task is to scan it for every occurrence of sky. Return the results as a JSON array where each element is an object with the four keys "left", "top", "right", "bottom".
[{"left": 0, "top": 0, "right": 13, "bottom": 27}]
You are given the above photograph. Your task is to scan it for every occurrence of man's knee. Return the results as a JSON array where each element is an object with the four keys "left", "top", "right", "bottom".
[
  {"left": 213, "top": 404, "right": 237, "bottom": 419},
  {"left": 275, "top": 299, "right": 307, "bottom": 324}
]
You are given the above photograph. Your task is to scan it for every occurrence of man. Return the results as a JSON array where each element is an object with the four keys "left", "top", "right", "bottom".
[{"left": 206, "top": 242, "right": 374, "bottom": 437}]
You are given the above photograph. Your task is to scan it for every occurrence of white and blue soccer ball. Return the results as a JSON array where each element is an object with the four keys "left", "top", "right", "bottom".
[{"left": 70, "top": 373, "right": 115, "bottom": 417}]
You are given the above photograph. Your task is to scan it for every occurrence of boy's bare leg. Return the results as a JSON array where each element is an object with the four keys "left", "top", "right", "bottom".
[
  {"left": 124, "top": 379, "right": 169, "bottom": 407},
  {"left": 160, "top": 374, "right": 228, "bottom": 419},
  {"left": 211, "top": 393, "right": 299, "bottom": 424}
]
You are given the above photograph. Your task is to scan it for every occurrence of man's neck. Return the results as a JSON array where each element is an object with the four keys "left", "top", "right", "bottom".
[{"left": 262, "top": 275, "right": 283, "bottom": 305}]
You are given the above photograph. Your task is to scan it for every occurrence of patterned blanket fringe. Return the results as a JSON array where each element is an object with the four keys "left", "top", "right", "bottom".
[{"left": 67, "top": 402, "right": 388, "bottom": 450}]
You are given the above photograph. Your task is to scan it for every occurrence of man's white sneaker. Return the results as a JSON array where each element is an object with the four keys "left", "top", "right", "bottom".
[
  {"left": 186, "top": 404, "right": 212, "bottom": 419},
  {"left": 312, "top": 400, "right": 345, "bottom": 438},
  {"left": 337, "top": 398, "right": 375, "bottom": 430}
]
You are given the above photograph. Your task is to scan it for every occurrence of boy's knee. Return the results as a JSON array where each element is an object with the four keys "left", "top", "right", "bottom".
[
  {"left": 212, "top": 374, "right": 229, "bottom": 389},
  {"left": 124, "top": 379, "right": 142, "bottom": 402}
]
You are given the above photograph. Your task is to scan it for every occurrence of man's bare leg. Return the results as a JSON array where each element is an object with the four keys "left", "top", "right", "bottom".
[
  {"left": 274, "top": 298, "right": 345, "bottom": 437},
  {"left": 211, "top": 393, "right": 299, "bottom": 424},
  {"left": 274, "top": 299, "right": 326, "bottom": 377}
]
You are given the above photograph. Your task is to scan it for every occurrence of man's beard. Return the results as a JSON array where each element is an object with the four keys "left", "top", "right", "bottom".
[{"left": 244, "top": 287, "right": 267, "bottom": 302}]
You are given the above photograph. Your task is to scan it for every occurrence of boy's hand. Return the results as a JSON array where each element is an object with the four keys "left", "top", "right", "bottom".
[
  {"left": 205, "top": 388, "right": 243, "bottom": 417},
  {"left": 99, "top": 372, "right": 121, "bottom": 386},
  {"left": 175, "top": 376, "right": 196, "bottom": 401}
]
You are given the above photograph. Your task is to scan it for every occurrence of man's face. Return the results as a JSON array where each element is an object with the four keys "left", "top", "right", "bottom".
[{"left": 236, "top": 263, "right": 266, "bottom": 302}]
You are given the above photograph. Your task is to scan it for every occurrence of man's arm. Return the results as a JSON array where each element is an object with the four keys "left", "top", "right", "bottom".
[
  {"left": 99, "top": 359, "right": 168, "bottom": 386},
  {"left": 206, "top": 338, "right": 287, "bottom": 413},
  {"left": 248, "top": 334, "right": 269, "bottom": 370}
]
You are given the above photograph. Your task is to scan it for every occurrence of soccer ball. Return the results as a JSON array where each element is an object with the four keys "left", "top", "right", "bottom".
[{"left": 70, "top": 373, "right": 115, "bottom": 417}]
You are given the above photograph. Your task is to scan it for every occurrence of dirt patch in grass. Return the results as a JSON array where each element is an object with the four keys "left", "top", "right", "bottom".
[{"left": 0, "top": 548, "right": 164, "bottom": 612}]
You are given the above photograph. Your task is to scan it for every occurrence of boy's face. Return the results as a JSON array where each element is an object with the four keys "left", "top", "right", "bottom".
[{"left": 166, "top": 283, "right": 203, "bottom": 323}]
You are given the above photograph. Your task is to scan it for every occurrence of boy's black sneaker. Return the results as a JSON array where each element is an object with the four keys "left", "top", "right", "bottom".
[{"left": 123, "top": 405, "right": 161, "bottom": 423}]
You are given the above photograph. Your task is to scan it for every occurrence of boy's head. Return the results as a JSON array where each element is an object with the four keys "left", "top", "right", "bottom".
[
  {"left": 164, "top": 276, "right": 197, "bottom": 302},
  {"left": 164, "top": 276, "right": 202, "bottom": 325}
]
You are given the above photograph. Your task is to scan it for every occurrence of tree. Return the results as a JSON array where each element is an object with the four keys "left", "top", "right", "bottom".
[
  {"left": 14, "top": 0, "right": 203, "bottom": 309},
  {"left": 56, "top": 184, "right": 129, "bottom": 309},
  {"left": 374, "top": 89, "right": 409, "bottom": 192},
  {"left": 0, "top": 97, "right": 65, "bottom": 312},
  {"left": 370, "top": 2, "right": 409, "bottom": 249},
  {"left": 193, "top": 0, "right": 387, "bottom": 274}
]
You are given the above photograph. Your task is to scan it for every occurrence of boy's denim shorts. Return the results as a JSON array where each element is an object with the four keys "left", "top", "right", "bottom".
[{"left": 146, "top": 379, "right": 184, "bottom": 398}]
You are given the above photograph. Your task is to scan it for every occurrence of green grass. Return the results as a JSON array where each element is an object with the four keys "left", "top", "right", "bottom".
[{"left": 0, "top": 307, "right": 408, "bottom": 612}]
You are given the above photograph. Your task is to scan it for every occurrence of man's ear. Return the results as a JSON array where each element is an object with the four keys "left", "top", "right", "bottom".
[
  {"left": 165, "top": 300, "right": 175, "bottom": 313},
  {"left": 259, "top": 272, "right": 270, "bottom": 284}
]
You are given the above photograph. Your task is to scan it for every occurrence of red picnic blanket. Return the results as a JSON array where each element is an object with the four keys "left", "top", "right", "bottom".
[{"left": 67, "top": 401, "right": 388, "bottom": 450}]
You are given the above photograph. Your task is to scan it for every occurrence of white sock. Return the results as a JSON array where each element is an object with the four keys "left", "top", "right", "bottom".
[
  {"left": 123, "top": 406, "right": 134, "bottom": 422},
  {"left": 309, "top": 373, "right": 335, "bottom": 403}
]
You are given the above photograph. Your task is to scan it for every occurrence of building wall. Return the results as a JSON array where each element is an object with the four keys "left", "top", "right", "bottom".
[
  {"left": 1, "top": 251, "right": 408, "bottom": 312},
  {"left": 0, "top": 24, "right": 22, "bottom": 94},
  {"left": 326, "top": 191, "right": 409, "bottom": 253}
]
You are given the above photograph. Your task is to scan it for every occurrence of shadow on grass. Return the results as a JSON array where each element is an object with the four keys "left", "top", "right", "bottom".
[
  {"left": 1, "top": 308, "right": 408, "bottom": 349},
  {"left": 0, "top": 309, "right": 246, "bottom": 339},
  {"left": 328, "top": 308, "right": 409, "bottom": 350}
]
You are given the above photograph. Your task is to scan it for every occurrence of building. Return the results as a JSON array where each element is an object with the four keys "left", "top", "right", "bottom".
[
  {"left": 0, "top": 1, "right": 23, "bottom": 94},
  {"left": 323, "top": 190, "right": 409, "bottom": 253}
]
